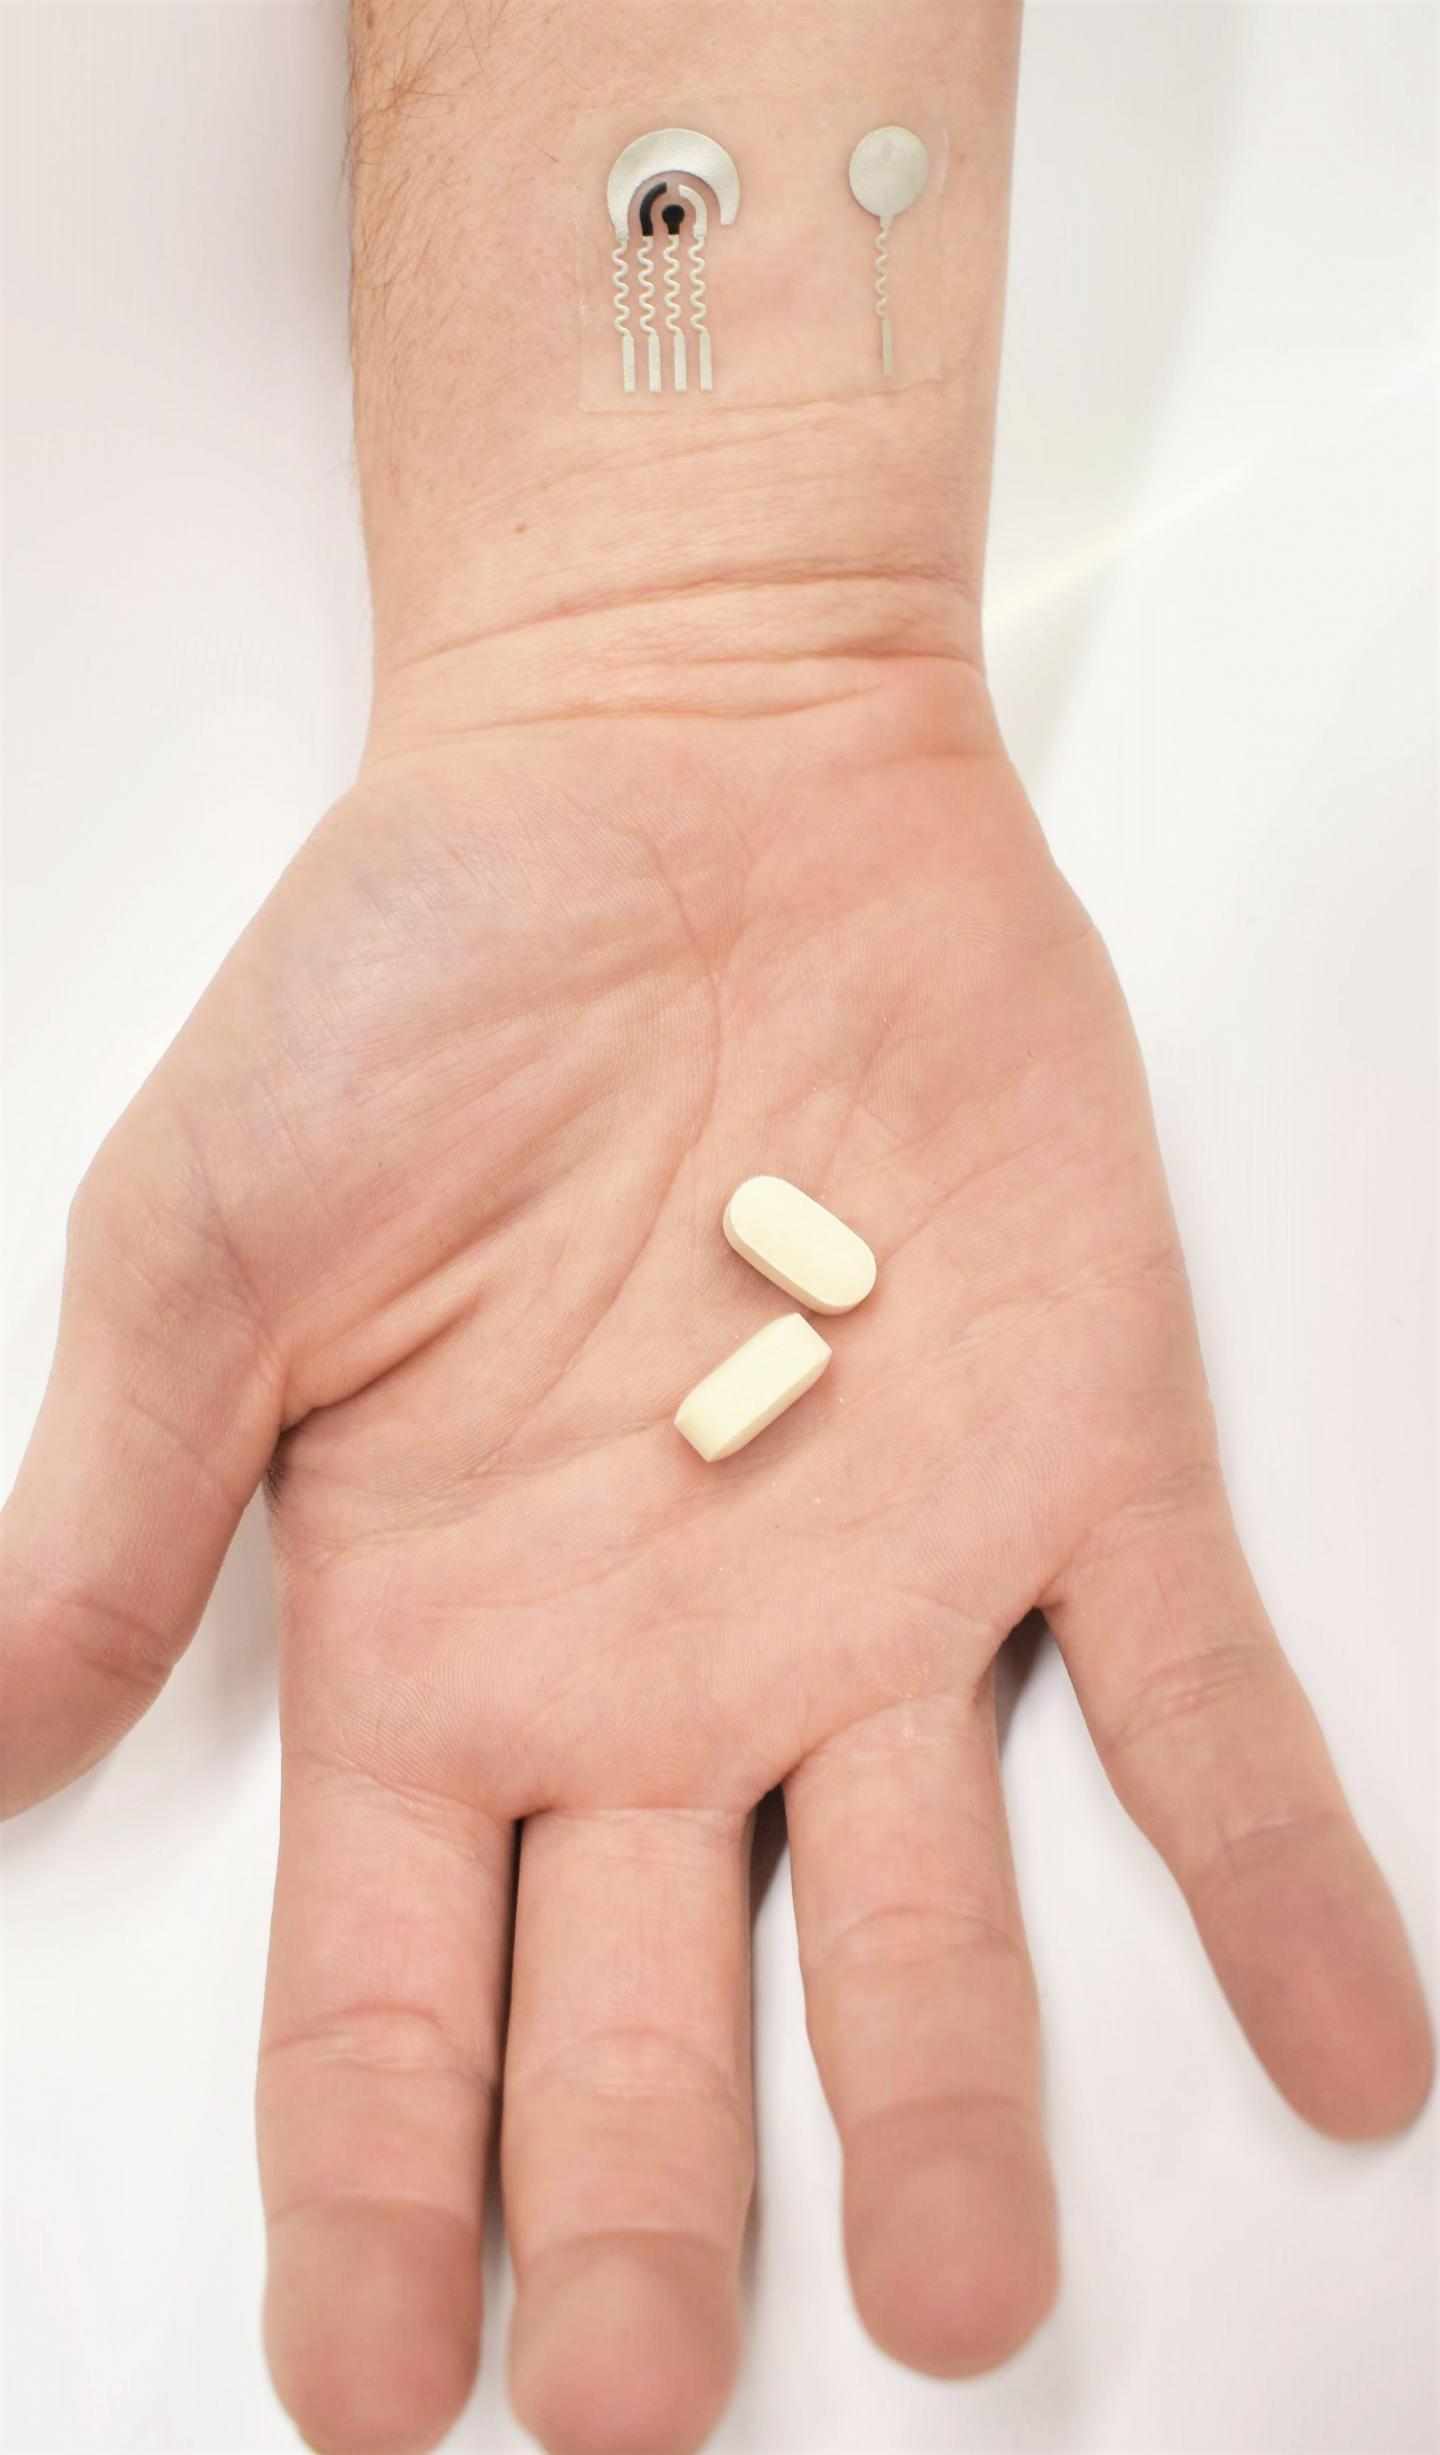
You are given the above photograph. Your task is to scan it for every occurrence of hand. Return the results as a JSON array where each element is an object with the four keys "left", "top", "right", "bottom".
[{"left": 3, "top": 663, "right": 1430, "bottom": 2455}]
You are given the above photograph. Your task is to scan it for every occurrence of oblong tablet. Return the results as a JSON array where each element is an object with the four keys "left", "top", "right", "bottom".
[
  {"left": 674, "top": 1313, "right": 831, "bottom": 1463},
  {"left": 723, "top": 1177, "right": 877, "bottom": 1314}
]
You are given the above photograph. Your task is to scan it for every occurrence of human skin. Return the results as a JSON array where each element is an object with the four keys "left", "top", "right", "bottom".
[{"left": 0, "top": 3, "right": 1432, "bottom": 2452}]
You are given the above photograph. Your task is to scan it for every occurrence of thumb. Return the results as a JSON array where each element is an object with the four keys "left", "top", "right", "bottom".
[{"left": 1, "top": 1108, "right": 283, "bottom": 1815}]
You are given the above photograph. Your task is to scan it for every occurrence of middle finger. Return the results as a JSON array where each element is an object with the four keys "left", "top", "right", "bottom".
[{"left": 503, "top": 1804, "right": 754, "bottom": 2454}]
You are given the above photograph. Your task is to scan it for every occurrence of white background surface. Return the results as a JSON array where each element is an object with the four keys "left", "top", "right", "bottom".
[{"left": 2, "top": 3, "right": 1436, "bottom": 2449}]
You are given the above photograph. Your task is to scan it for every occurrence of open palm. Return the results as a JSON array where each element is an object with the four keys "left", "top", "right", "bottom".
[{"left": 3, "top": 674, "right": 1429, "bottom": 2455}]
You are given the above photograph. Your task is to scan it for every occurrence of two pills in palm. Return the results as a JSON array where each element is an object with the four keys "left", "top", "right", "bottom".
[{"left": 674, "top": 1177, "right": 877, "bottom": 1462}]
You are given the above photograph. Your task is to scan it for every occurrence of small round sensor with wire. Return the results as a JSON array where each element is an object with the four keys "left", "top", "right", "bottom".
[{"left": 848, "top": 125, "right": 931, "bottom": 377}]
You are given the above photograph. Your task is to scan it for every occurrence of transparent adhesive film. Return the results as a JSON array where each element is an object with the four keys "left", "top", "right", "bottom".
[{"left": 577, "top": 98, "right": 948, "bottom": 412}]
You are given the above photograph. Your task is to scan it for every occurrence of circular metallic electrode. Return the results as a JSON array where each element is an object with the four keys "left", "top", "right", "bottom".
[
  {"left": 848, "top": 124, "right": 930, "bottom": 221},
  {"left": 607, "top": 127, "right": 741, "bottom": 242}
]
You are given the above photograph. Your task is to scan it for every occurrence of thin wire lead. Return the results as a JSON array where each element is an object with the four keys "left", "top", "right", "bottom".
[
  {"left": 677, "top": 184, "right": 712, "bottom": 391},
  {"left": 662, "top": 216, "right": 687, "bottom": 391},
  {"left": 874, "top": 218, "right": 893, "bottom": 376},
  {"left": 612, "top": 240, "right": 636, "bottom": 394},
  {"left": 636, "top": 232, "right": 661, "bottom": 393}
]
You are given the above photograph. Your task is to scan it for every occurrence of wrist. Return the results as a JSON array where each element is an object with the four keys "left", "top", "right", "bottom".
[
  {"left": 364, "top": 405, "right": 988, "bottom": 753},
  {"left": 351, "top": 0, "right": 1021, "bottom": 748}
]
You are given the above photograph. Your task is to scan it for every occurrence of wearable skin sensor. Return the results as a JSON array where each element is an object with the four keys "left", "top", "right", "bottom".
[
  {"left": 848, "top": 125, "right": 931, "bottom": 375},
  {"left": 583, "top": 104, "right": 945, "bottom": 409},
  {"left": 607, "top": 127, "right": 741, "bottom": 395}
]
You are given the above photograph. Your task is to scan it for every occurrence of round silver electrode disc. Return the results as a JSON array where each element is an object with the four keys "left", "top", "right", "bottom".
[{"left": 848, "top": 125, "right": 930, "bottom": 220}]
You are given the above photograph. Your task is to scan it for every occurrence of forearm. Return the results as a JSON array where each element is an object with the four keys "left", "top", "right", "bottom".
[{"left": 349, "top": 0, "right": 1022, "bottom": 744}]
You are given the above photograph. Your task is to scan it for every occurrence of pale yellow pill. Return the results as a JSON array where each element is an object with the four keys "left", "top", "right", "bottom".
[
  {"left": 674, "top": 1312, "right": 831, "bottom": 1463},
  {"left": 723, "top": 1176, "right": 877, "bottom": 1314}
]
